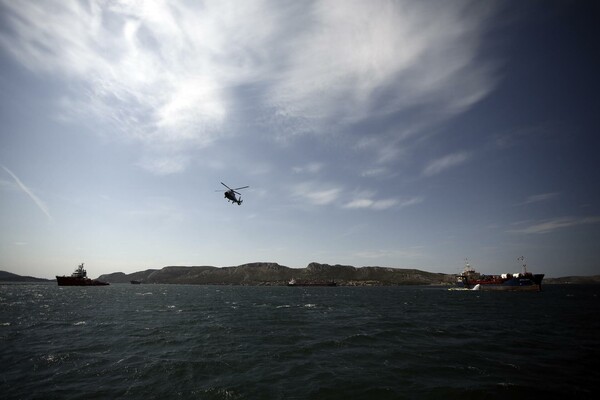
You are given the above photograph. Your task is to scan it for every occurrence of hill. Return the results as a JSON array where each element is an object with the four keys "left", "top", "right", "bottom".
[
  {"left": 98, "top": 262, "right": 458, "bottom": 286},
  {"left": 0, "top": 270, "right": 52, "bottom": 283},
  {"left": 544, "top": 275, "right": 600, "bottom": 285}
]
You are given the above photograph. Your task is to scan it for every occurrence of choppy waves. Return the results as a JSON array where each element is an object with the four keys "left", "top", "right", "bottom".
[{"left": 1, "top": 284, "right": 599, "bottom": 399}]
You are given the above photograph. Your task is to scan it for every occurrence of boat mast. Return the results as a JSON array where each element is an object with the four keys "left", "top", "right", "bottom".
[
  {"left": 463, "top": 257, "right": 474, "bottom": 273},
  {"left": 518, "top": 256, "right": 527, "bottom": 274}
]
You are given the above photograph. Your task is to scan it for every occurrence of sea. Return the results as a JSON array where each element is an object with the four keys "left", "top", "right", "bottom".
[{"left": 1, "top": 283, "right": 599, "bottom": 399}]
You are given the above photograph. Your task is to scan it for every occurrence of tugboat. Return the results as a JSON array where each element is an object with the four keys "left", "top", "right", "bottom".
[
  {"left": 457, "top": 257, "right": 543, "bottom": 291},
  {"left": 56, "top": 263, "right": 109, "bottom": 286}
]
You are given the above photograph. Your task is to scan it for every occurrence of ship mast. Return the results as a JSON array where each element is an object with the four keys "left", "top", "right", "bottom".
[
  {"left": 518, "top": 256, "right": 527, "bottom": 274},
  {"left": 463, "top": 257, "right": 474, "bottom": 273}
]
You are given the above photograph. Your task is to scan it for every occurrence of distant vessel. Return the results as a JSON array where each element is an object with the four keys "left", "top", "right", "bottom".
[
  {"left": 130, "top": 280, "right": 142, "bottom": 284},
  {"left": 457, "top": 257, "right": 543, "bottom": 291},
  {"left": 287, "top": 278, "right": 336, "bottom": 287},
  {"left": 56, "top": 263, "right": 109, "bottom": 286}
]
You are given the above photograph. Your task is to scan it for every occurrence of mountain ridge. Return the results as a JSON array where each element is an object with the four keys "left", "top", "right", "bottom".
[
  {"left": 97, "top": 263, "right": 600, "bottom": 286},
  {"left": 97, "top": 262, "right": 459, "bottom": 286},
  {"left": 2, "top": 265, "right": 599, "bottom": 285}
]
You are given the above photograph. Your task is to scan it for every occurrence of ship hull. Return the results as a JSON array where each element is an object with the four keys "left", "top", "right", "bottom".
[
  {"left": 462, "top": 274, "right": 544, "bottom": 292},
  {"left": 56, "top": 276, "right": 109, "bottom": 286}
]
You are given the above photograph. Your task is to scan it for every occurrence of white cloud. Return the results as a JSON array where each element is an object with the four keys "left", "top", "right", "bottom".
[
  {"left": 0, "top": 0, "right": 280, "bottom": 172},
  {"left": 509, "top": 216, "right": 600, "bottom": 234},
  {"left": 0, "top": 0, "right": 499, "bottom": 172},
  {"left": 422, "top": 152, "right": 470, "bottom": 177},
  {"left": 270, "top": 1, "right": 496, "bottom": 124}
]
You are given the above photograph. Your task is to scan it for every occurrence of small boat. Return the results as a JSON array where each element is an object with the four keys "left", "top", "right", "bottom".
[
  {"left": 56, "top": 263, "right": 109, "bottom": 286},
  {"left": 130, "top": 280, "right": 142, "bottom": 284},
  {"left": 456, "top": 257, "right": 543, "bottom": 291},
  {"left": 287, "top": 278, "right": 337, "bottom": 287}
]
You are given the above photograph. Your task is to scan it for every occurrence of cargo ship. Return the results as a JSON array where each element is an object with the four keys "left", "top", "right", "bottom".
[
  {"left": 287, "top": 278, "right": 336, "bottom": 287},
  {"left": 457, "top": 257, "right": 543, "bottom": 291},
  {"left": 56, "top": 263, "right": 109, "bottom": 286}
]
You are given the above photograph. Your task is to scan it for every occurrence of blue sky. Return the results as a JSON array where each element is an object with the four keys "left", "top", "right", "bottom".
[{"left": 1, "top": 0, "right": 598, "bottom": 279}]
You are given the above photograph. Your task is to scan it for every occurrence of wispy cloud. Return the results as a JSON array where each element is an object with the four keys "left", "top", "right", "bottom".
[
  {"left": 422, "top": 152, "right": 470, "bottom": 177},
  {"left": 344, "top": 195, "right": 423, "bottom": 211},
  {"left": 345, "top": 198, "right": 396, "bottom": 210},
  {"left": 493, "top": 125, "right": 550, "bottom": 150},
  {"left": 0, "top": 0, "right": 500, "bottom": 173},
  {"left": 292, "top": 162, "right": 324, "bottom": 174},
  {"left": 0, "top": 1, "right": 274, "bottom": 170},
  {"left": 1, "top": 166, "right": 52, "bottom": 222},
  {"left": 291, "top": 181, "right": 342, "bottom": 206},
  {"left": 270, "top": 1, "right": 497, "bottom": 126},
  {"left": 360, "top": 168, "right": 387, "bottom": 178},
  {"left": 291, "top": 182, "right": 423, "bottom": 211},
  {"left": 520, "top": 192, "right": 559, "bottom": 205},
  {"left": 509, "top": 216, "right": 600, "bottom": 234}
]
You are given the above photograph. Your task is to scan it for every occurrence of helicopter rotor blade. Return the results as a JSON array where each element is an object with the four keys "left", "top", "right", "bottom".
[
  {"left": 221, "top": 182, "right": 232, "bottom": 190},
  {"left": 232, "top": 186, "right": 249, "bottom": 191}
]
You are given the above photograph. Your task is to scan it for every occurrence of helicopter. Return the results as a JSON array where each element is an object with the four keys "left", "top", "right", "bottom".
[{"left": 216, "top": 182, "right": 249, "bottom": 205}]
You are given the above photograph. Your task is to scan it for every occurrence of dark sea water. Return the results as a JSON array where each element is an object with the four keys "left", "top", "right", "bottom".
[{"left": 1, "top": 283, "right": 599, "bottom": 399}]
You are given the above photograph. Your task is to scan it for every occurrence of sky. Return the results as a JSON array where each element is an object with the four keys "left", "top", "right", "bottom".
[{"left": 1, "top": 0, "right": 599, "bottom": 279}]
